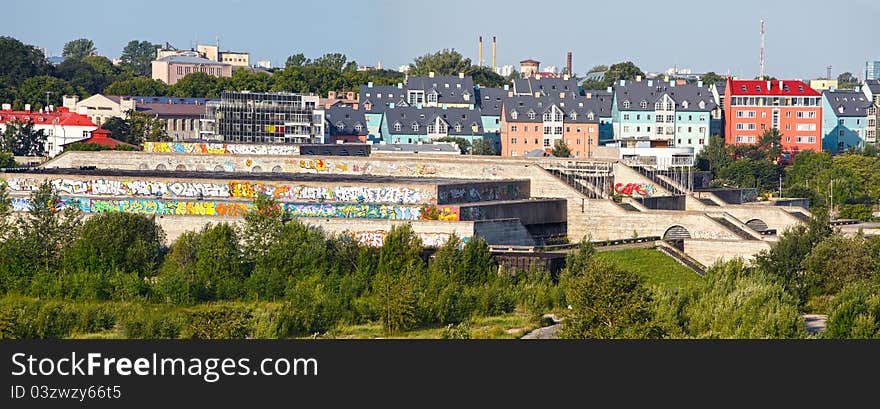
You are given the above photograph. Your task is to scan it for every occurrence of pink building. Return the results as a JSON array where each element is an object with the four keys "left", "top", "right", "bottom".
[{"left": 151, "top": 51, "right": 233, "bottom": 85}]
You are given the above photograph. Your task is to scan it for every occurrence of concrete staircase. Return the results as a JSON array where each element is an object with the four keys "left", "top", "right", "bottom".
[
  {"left": 706, "top": 212, "right": 764, "bottom": 240},
  {"left": 656, "top": 240, "right": 707, "bottom": 275}
]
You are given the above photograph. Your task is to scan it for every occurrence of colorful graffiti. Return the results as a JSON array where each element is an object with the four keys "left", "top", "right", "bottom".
[
  {"left": 3, "top": 178, "right": 427, "bottom": 204},
  {"left": 143, "top": 142, "right": 300, "bottom": 156},
  {"left": 351, "top": 231, "right": 464, "bottom": 248},
  {"left": 284, "top": 203, "right": 423, "bottom": 220},
  {"left": 437, "top": 182, "right": 526, "bottom": 204},
  {"left": 613, "top": 183, "right": 655, "bottom": 198}
]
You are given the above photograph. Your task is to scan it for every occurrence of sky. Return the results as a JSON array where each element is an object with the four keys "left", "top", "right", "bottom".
[{"left": 4, "top": 0, "right": 878, "bottom": 80}]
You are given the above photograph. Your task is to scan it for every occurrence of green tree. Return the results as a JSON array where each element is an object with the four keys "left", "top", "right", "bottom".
[
  {"left": 700, "top": 72, "right": 726, "bottom": 85},
  {"left": 580, "top": 65, "right": 609, "bottom": 90},
  {"left": 194, "top": 223, "right": 246, "bottom": 300},
  {"left": 559, "top": 257, "right": 660, "bottom": 339},
  {"left": 373, "top": 224, "right": 424, "bottom": 333},
  {"left": 285, "top": 53, "right": 311, "bottom": 68},
  {"left": 56, "top": 56, "right": 119, "bottom": 95},
  {"left": 435, "top": 136, "right": 471, "bottom": 154},
  {"left": 824, "top": 281, "right": 880, "bottom": 339},
  {"left": 14, "top": 75, "right": 80, "bottom": 110},
  {"left": 409, "top": 49, "right": 472, "bottom": 76},
  {"left": 17, "top": 182, "right": 82, "bottom": 275},
  {"left": 0, "top": 36, "right": 53, "bottom": 87},
  {"left": 128, "top": 110, "right": 168, "bottom": 143},
  {"left": 101, "top": 117, "right": 131, "bottom": 142},
  {"left": 312, "top": 53, "right": 348, "bottom": 72},
  {"left": 696, "top": 136, "right": 731, "bottom": 172},
  {"left": 240, "top": 194, "right": 290, "bottom": 261},
  {"left": 467, "top": 66, "right": 510, "bottom": 88},
  {"left": 1, "top": 120, "right": 47, "bottom": 156},
  {"left": 802, "top": 233, "right": 873, "bottom": 296},
  {"left": 600, "top": 61, "right": 644, "bottom": 88},
  {"left": 62, "top": 38, "right": 96, "bottom": 61},
  {"left": 0, "top": 152, "right": 17, "bottom": 168},
  {"left": 62, "top": 212, "right": 165, "bottom": 277},
  {"left": 470, "top": 138, "right": 497, "bottom": 155},
  {"left": 168, "top": 72, "right": 220, "bottom": 98},
  {"left": 837, "top": 72, "right": 859, "bottom": 89},
  {"left": 119, "top": 40, "right": 158, "bottom": 76},
  {"left": 551, "top": 139, "right": 571, "bottom": 157},
  {"left": 104, "top": 77, "right": 168, "bottom": 96}
]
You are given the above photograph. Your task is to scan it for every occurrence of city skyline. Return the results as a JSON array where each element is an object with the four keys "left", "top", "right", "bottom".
[{"left": 2, "top": 0, "right": 879, "bottom": 80}]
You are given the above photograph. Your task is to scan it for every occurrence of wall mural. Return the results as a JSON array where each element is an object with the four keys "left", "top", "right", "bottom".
[
  {"left": 351, "top": 230, "right": 467, "bottom": 248},
  {"left": 143, "top": 142, "right": 300, "bottom": 156},
  {"left": 437, "top": 183, "right": 525, "bottom": 204},
  {"left": 3, "top": 178, "right": 427, "bottom": 204},
  {"left": 613, "top": 182, "right": 655, "bottom": 198},
  {"left": 7, "top": 197, "right": 461, "bottom": 222}
]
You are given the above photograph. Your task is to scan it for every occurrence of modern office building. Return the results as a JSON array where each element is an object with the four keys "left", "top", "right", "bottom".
[
  {"left": 200, "top": 91, "right": 324, "bottom": 144},
  {"left": 866, "top": 60, "right": 880, "bottom": 81}
]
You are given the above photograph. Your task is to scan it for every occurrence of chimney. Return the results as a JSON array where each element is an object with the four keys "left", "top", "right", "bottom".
[
  {"left": 534, "top": 92, "right": 541, "bottom": 98},
  {"left": 508, "top": 91, "right": 514, "bottom": 97},
  {"left": 586, "top": 92, "right": 593, "bottom": 99},
  {"left": 697, "top": 80, "right": 703, "bottom": 87},
  {"left": 767, "top": 80, "right": 771, "bottom": 90},
  {"left": 328, "top": 91, "right": 336, "bottom": 99},
  {"left": 478, "top": 36, "right": 483, "bottom": 67},
  {"left": 647, "top": 80, "right": 653, "bottom": 87},
  {"left": 367, "top": 81, "right": 374, "bottom": 87},
  {"left": 635, "top": 75, "right": 642, "bottom": 82},
  {"left": 429, "top": 71, "right": 435, "bottom": 78},
  {"left": 619, "top": 80, "right": 626, "bottom": 87},
  {"left": 458, "top": 72, "right": 464, "bottom": 79},
  {"left": 2, "top": 103, "right": 11, "bottom": 111},
  {"left": 566, "top": 51, "right": 572, "bottom": 76},
  {"left": 503, "top": 84, "right": 509, "bottom": 90},
  {"left": 563, "top": 74, "right": 570, "bottom": 80},
  {"left": 606, "top": 87, "right": 612, "bottom": 93},
  {"left": 24, "top": 103, "right": 31, "bottom": 112},
  {"left": 559, "top": 92, "right": 565, "bottom": 98},
  {"left": 669, "top": 80, "right": 675, "bottom": 87},
  {"left": 492, "top": 36, "right": 497, "bottom": 72},
  {"left": 397, "top": 83, "right": 403, "bottom": 88}
]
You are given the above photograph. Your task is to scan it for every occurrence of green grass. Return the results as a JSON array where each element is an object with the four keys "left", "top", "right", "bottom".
[
  {"left": 594, "top": 248, "right": 703, "bottom": 289},
  {"left": 325, "top": 311, "right": 543, "bottom": 339}
]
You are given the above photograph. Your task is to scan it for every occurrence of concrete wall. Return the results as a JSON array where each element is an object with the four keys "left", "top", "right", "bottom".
[
  {"left": 611, "top": 162, "right": 671, "bottom": 197},
  {"left": 683, "top": 239, "right": 772, "bottom": 268},
  {"left": 460, "top": 199, "right": 567, "bottom": 225},
  {"left": 437, "top": 180, "right": 530, "bottom": 204},
  {"left": 473, "top": 219, "right": 536, "bottom": 246}
]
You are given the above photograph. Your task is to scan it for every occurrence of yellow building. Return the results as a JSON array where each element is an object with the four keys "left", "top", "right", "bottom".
[{"left": 810, "top": 79, "right": 839, "bottom": 91}]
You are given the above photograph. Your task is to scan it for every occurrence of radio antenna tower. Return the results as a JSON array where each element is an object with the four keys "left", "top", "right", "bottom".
[{"left": 759, "top": 19, "right": 765, "bottom": 80}]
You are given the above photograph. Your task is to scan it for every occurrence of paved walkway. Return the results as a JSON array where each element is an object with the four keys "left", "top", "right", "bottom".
[
  {"left": 803, "top": 314, "right": 828, "bottom": 335},
  {"left": 521, "top": 314, "right": 562, "bottom": 339}
]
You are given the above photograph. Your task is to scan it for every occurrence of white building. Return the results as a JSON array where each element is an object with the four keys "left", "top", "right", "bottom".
[
  {"left": 496, "top": 65, "right": 514, "bottom": 77},
  {"left": 0, "top": 104, "right": 98, "bottom": 157}
]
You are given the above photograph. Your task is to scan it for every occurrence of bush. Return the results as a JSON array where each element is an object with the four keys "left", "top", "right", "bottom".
[
  {"left": 181, "top": 304, "right": 253, "bottom": 339},
  {"left": 824, "top": 281, "right": 880, "bottom": 339}
]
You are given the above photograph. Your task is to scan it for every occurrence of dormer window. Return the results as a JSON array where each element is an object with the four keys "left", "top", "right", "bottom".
[
  {"left": 427, "top": 124, "right": 435, "bottom": 133},
  {"left": 698, "top": 101, "right": 705, "bottom": 109},
  {"left": 364, "top": 102, "right": 372, "bottom": 110},
  {"left": 623, "top": 100, "right": 631, "bottom": 108},
  {"left": 471, "top": 124, "right": 479, "bottom": 132},
  {"left": 640, "top": 100, "right": 647, "bottom": 109},
  {"left": 511, "top": 111, "right": 518, "bottom": 120},
  {"left": 394, "top": 123, "right": 401, "bottom": 132},
  {"left": 427, "top": 93, "right": 437, "bottom": 102},
  {"left": 543, "top": 111, "right": 552, "bottom": 121},
  {"left": 528, "top": 111, "right": 536, "bottom": 120},
  {"left": 756, "top": 86, "right": 762, "bottom": 92},
  {"left": 454, "top": 124, "right": 462, "bottom": 132},
  {"left": 354, "top": 124, "right": 363, "bottom": 132},
  {"left": 412, "top": 123, "right": 419, "bottom": 132},
  {"left": 655, "top": 101, "right": 663, "bottom": 110},
  {"left": 456, "top": 84, "right": 461, "bottom": 88},
  {"left": 682, "top": 101, "right": 689, "bottom": 109},
  {"left": 587, "top": 112, "right": 595, "bottom": 120},
  {"left": 463, "top": 92, "right": 470, "bottom": 101},
  {"left": 569, "top": 112, "right": 577, "bottom": 121},
  {"left": 336, "top": 122, "right": 345, "bottom": 130}
]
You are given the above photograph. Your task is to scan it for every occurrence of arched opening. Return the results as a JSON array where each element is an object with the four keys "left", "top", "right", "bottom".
[
  {"left": 251, "top": 166, "right": 263, "bottom": 173},
  {"left": 214, "top": 165, "right": 226, "bottom": 172},
  {"left": 663, "top": 225, "right": 691, "bottom": 240},
  {"left": 156, "top": 164, "right": 166, "bottom": 171},
  {"left": 746, "top": 219, "right": 769, "bottom": 232},
  {"left": 175, "top": 164, "right": 187, "bottom": 171},
  {"left": 271, "top": 165, "right": 283, "bottom": 173},
  {"left": 138, "top": 163, "right": 148, "bottom": 170},
  {"left": 196, "top": 164, "right": 206, "bottom": 171}
]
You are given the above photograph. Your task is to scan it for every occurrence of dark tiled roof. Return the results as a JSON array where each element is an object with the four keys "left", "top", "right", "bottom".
[
  {"left": 476, "top": 87, "right": 508, "bottom": 116},
  {"left": 614, "top": 79, "right": 717, "bottom": 112},
  {"left": 823, "top": 90, "right": 873, "bottom": 117},
  {"left": 359, "top": 84, "right": 408, "bottom": 113},
  {"left": 865, "top": 79, "right": 880, "bottom": 95},
  {"left": 512, "top": 77, "right": 580, "bottom": 97},
  {"left": 326, "top": 106, "right": 367, "bottom": 135},
  {"left": 384, "top": 106, "right": 483, "bottom": 136},
  {"left": 503, "top": 95, "right": 603, "bottom": 123},
  {"left": 405, "top": 75, "right": 476, "bottom": 104}
]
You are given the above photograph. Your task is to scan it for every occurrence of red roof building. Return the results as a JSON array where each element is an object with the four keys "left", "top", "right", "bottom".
[
  {"left": 0, "top": 106, "right": 98, "bottom": 157},
  {"left": 63, "top": 127, "right": 136, "bottom": 149},
  {"left": 723, "top": 78, "right": 822, "bottom": 158}
]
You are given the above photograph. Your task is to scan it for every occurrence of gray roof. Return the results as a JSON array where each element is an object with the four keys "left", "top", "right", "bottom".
[
  {"left": 325, "top": 106, "right": 367, "bottom": 136},
  {"left": 865, "top": 79, "right": 880, "bottom": 95},
  {"left": 823, "top": 90, "right": 873, "bottom": 117},
  {"left": 405, "top": 75, "right": 476, "bottom": 104},
  {"left": 372, "top": 143, "right": 460, "bottom": 154},
  {"left": 713, "top": 81, "right": 726, "bottom": 94},
  {"left": 477, "top": 87, "right": 508, "bottom": 116},
  {"left": 582, "top": 90, "right": 613, "bottom": 117},
  {"left": 384, "top": 106, "right": 483, "bottom": 136},
  {"left": 614, "top": 79, "right": 717, "bottom": 112},
  {"left": 156, "top": 54, "right": 228, "bottom": 66},
  {"left": 502, "top": 95, "right": 604, "bottom": 123},
  {"left": 359, "top": 84, "right": 408, "bottom": 113},
  {"left": 512, "top": 77, "right": 580, "bottom": 97}
]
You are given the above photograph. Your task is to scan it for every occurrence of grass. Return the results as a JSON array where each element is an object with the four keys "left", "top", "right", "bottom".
[
  {"left": 594, "top": 248, "right": 703, "bottom": 289},
  {"left": 325, "top": 310, "right": 543, "bottom": 339}
]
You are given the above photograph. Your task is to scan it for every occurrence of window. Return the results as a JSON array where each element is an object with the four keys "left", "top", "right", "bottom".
[
  {"left": 394, "top": 123, "right": 401, "bottom": 132},
  {"left": 554, "top": 111, "right": 562, "bottom": 121},
  {"left": 511, "top": 150, "right": 517, "bottom": 156},
  {"left": 699, "top": 127, "right": 705, "bottom": 133},
  {"left": 511, "top": 138, "right": 517, "bottom": 144},
  {"left": 636, "top": 126, "right": 641, "bottom": 132},
  {"left": 354, "top": 124, "right": 363, "bottom": 132},
  {"left": 454, "top": 124, "right": 462, "bottom": 132},
  {"left": 412, "top": 123, "right": 420, "bottom": 132},
  {"left": 588, "top": 112, "right": 595, "bottom": 120},
  {"left": 511, "top": 125, "right": 517, "bottom": 132},
  {"left": 623, "top": 126, "right": 631, "bottom": 133},
  {"left": 839, "top": 119, "right": 845, "bottom": 125},
  {"left": 569, "top": 112, "right": 577, "bottom": 121},
  {"left": 554, "top": 126, "right": 563, "bottom": 135},
  {"left": 667, "top": 115, "right": 674, "bottom": 122},
  {"left": 839, "top": 130, "right": 845, "bottom": 137},
  {"left": 544, "top": 126, "right": 552, "bottom": 134},
  {"left": 688, "top": 127, "right": 692, "bottom": 133},
  {"left": 511, "top": 111, "right": 518, "bottom": 120},
  {"left": 427, "top": 93, "right": 437, "bottom": 103},
  {"left": 640, "top": 100, "right": 647, "bottom": 109},
  {"left": 543, "top": 112, "right": 552, "bottom": 121},
  {"left": 427, "top": 124, "right": 435, "bottom": 133},
  {"left": 623, "top": 114, "right": 630, "bottom": 120},
  {"left": 636, "top": 114, "right": 641, "bottom": 120},
  {"left": 577, "top": 139, "right": 581, "bottom": 145},
  {"left": 566, "top": 127, "right": 571, "bottom": 132},
  {"left": 543, "top": 138, "right": 551, "bottom": 147},
  {"left": 699, "top": 139, "right": 704, "bottom": 145},
  {"left": 528, "top": 112, "right": 536, "bottom": 120}
]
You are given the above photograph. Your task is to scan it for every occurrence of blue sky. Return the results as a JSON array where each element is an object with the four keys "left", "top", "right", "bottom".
[{"left": 4, "top": 0, "right": 878, "bottom": 80}]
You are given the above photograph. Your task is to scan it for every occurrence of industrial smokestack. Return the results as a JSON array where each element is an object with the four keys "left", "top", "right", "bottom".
[
  {"left": 567, "top": 51, "right": 572, "bottom": 76},
  {"left": 479, "top": 36, "right": 483, "bottom": 67},
  {"left": 492, "top": 36, "right": 497, "bottom": 73}
]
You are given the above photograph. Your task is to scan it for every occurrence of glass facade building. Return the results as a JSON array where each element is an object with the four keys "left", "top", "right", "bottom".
[{"left": 201, "top": 91, "right": 325, "bottom": 143}]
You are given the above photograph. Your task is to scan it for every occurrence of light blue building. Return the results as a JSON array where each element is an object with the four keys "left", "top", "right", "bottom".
[
  {"left": 611, "top": 78, "right": 717, "bottom": 155},
  {"left": 476, "top": 85, "right": 508, "bottom": 153},
  {"left": 821, "top": 89, "right": 872, "bottom": 153},
  {"left": 584, "top": 89, "right": 614, "bottom": 143},
  {"left": 359, "top": 82, "right": 408, "bottom": 142},
  {"left": 380, "top": 106, "right": 484, "bottom": 145}
]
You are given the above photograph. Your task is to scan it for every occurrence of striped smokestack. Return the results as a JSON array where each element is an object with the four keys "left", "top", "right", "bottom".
[
  {"left": 567, "top": 51, "right": 572, "bottom": 76},
  {"left": 492, "top": 36, "right": 497, "bottom": 72},
  {"left": 479, "top": 36, "right": 483, "bottom": 67}
]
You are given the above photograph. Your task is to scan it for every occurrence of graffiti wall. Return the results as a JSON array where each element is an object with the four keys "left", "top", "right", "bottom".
[
  {"left": 144, "top": 142, "right": 300, "bottom": 156},
  {"left": 612, "top": 182, "right": 655, "bottom": 198},
  {"left": 3, "top": 177, "right": 429, "bottom": 204},
  {"left": 351, "top": 231, "right": 466, "bottom": 248},
  {"left": 437, "top": 181, "right": 528, "bottom": 204}
]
